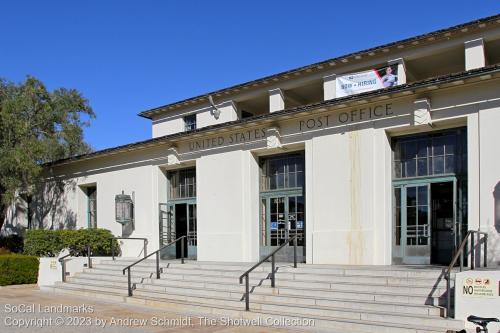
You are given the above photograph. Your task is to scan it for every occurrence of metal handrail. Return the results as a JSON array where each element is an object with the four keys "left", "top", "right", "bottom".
[
  {"left": 58, "top": 253, "right": 72, "bottom": 282},
  {"left": 86, "top": 245, "right": 92, "bottom": 269},
  {"left": 122, "top": 236, "right": 186, "bottom": 296},
  {"left": 239, "top": 235, "right": 298, "bottom": 311},
  {"left": 58, "top": 244, "right": 94, "bottom": 282},
  {"left": 111, "top": 237, "right": 148, "bottom": 260},
  {"left": 445, "top": 230, "right": 488, "bottom": 318}
]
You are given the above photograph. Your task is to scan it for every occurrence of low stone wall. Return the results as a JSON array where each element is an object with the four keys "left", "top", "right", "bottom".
[
  {"left": 38, "top": 239, "right": 148, "bottom": 287},
  {"left": 38, "top": 256, "right": 109, "bottom": 287}
]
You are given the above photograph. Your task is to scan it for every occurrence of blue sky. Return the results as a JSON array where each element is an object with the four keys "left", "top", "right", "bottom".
[{"left": 1, "top": 1, "right": 499, "bottom": 151}]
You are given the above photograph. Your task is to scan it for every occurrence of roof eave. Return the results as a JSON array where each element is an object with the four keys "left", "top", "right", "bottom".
[
  {"left": 46, "top": 64, "right": 500, "bottom": 168},
  {"left": 137, "top": 13, "right": 500, "bottom": 120}
]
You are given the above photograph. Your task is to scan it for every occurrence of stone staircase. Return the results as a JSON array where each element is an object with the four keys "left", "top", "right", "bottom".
[{"left": 42, "top": 258, "right": 465, "bottom": 333}]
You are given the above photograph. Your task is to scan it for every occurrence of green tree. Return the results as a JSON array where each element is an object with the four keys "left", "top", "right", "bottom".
[{"left": 0, "top": 76, "right": 95, "bottom": 231}]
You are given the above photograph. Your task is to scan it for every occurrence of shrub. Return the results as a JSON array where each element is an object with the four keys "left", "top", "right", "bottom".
[
  {"left": 23, "top": 230, "right": 64, "bottom": 257},
  {"left": 63, "top": 228, "right": 119, "bottom": 256},
  {"left": 0, "top": 235, "right": 24, "bottom": 253},
  {"left": 0, "top": 254, "right": 39, "bottom": 286},
  {"left": 24, "top": 229, "right": 120, "bottom": 257}
]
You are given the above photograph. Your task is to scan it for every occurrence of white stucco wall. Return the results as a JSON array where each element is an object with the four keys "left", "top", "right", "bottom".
[
  {"left": 197, "top": 150, "right": 257, "bottom": 262},
  {"left": 307, "top": 129, "right": 367, "bottom": 264},
  {"left": 23, "top": 147, "right": 170, "bottom": 255},
  {"left": 478, "top": 101, "right": 500, "bottom": 266},
  {"left": 152, "top": 116, "right": 184, "bottom": 138},
  {"left": 152, "top": 101, "right": 239, "bottom": 138},
  {"left": 73, "top": 164, "right": 158, "bottom": 248}
]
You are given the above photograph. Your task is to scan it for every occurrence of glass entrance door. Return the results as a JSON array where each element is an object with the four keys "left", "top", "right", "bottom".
[
  {"left": 159, "top": 168, "right": 197, "bottom": 260},
  {"left": 395, "top": 184, "right": 431, "bottom": 264},
  {"left": 159, "top": 202, "right": 197, "bottom": 259},
  {"left": 186, "top": 203, "right": 197, "bottom": 258},
  {"left": 391, "top": 128, "right": 467, "bottom": 265},
  {"left": 393, "top": 179, "right": 457, "bottom": 265},
  {"left": 159, "top": 203, "right": 176, "bottom": 258},
  {"left": 269, "top": 195, "right": 305, "bottom": 247},
  {"left": 261, "top": 194, "right": 305, "bottom": 261},
  {"left": 431, "top": 182, "right": 456, "bottom": 265},
  {"left": 269, "top": 196, "right": 286, "bottom": 245},
  {"left": 259, "top": 153, "right": 305, "bottom": 262}
]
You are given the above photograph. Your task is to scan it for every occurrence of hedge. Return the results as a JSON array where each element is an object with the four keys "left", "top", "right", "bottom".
[
  {"left": 0, "top": 254, "right": 39, "bottom": 286},
  {"left": 0, "top": 235, "right": 24, "bottom": 253},
  {"left": 24, "top": 228, "right": 120, "bottom": 257}
]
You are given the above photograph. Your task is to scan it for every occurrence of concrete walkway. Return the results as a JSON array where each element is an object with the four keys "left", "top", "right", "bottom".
[{"left": 0, "top": 285, "right": 307, "bottom": 333}]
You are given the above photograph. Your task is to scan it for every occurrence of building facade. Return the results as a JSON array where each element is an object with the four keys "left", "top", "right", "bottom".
[{"left": 4, "top": 15, "right": 500, "bottom": 266}]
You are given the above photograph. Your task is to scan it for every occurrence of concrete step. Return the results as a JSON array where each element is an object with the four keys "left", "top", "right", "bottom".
[
  {"left": 278, "top": 266, "right": 448, "bottom": 279},
  {"left": 135, "top": 284, "right": 442, "bottom": 316},
  {"left": 263, "top": 285, "right": 447, "bottom": 306},
  {"left": 167, "top": 262, "right": 449, "bottom": 278},
  {"left": 71, "top": 268, "right": 448, "bottom": 307},
  {"left": 74, "top": 273, "right": 151, "bottom": 284},
  {"left": 105, "top": 259, "right": 448, "bottom": 272},
  {"left": 97, "top": 259, "right": 157, "bottom": 265},
  {"left": 53, "top": 279, "right": 444, "bottom": 320},
  {"left": 42, "top": 277, "right": 463, "bottom": 333},
  {"left": 248, "top": 293, "right": 443, "bottom": 317},
  {"left": 259, "top": 277, "right": 446, "bottom": 296},
  {"left": 134, "top": 290, "right": 463, "bottom": 330},
  {"left": 43, "top": 285, "right": 456, "bottom": 333},
  {"left": 83, "top": 268, "right": 155, "bottom": 278},
  {"left": 41, "top": 285, "right": 126, "bottom": 302},
  {"left": 275, "top": 272, "right": 447, "bottom": 288},
  {"left": 155, "top": 266, "right": 447, "bottom": 287},
  {"left": 101, "top": 262, "right": 269, "bottom": 274},
  {"left": 100, "top": 260, "right": 451, "bottom": 282},
  {"left": 130, "top": 296, "right": 458, "bottom": 333},
  {"left": 52, "top": 260, "right": 465, "bottom": 332},
  {"left": 74, "top": 266, "right": 447, "bottom": 302},
  {"left": 67, "top": 277, "right": 133, "bottom": 287},
  {"left": 164, "top": 267, "right": 271, "bottom": 278},
  {"left": 145, "top": 277, "right": 446, "bottom": 306},
  {"left": 157, "top": 271, "right": 446, "bottom": 296},
  {"left": 99, "top": 260, "right": 261, "bottom": 271},
  {"left": 71, "top": 272, "right": 152, "bottom": 284},
  {"left": 53, "top": 282, "right": 129, "bottom": 295},
  {"left": 86, "top": 265, "right": 447, "bottom": 292},
  {"left": 88, "top": 265, "right": 163, "bottom": 274}
]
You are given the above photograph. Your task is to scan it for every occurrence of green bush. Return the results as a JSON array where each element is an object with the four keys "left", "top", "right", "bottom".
[
  {"left": 63, "top": 229, "right": 119, "bottom": 256},
  {"left": 24, "top": 229, "right": 120, "bottom": 257},
  {"left": 23, "top": 230, "right": 63, "bottom": 257},
  {"left": 0, "top": 254, "right": 39, "bottom": 286},
  {"left": 0, "top": 235, "right": 24, "bottom": 253}
]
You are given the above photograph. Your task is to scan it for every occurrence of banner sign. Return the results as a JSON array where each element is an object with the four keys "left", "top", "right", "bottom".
[{"left": 336, "top": 65, "right": 399, "bottom": 98}]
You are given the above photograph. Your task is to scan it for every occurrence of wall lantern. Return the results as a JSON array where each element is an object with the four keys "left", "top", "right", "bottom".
[{"left": 115, "top": 191, "right": 134, "bottom": 225}]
